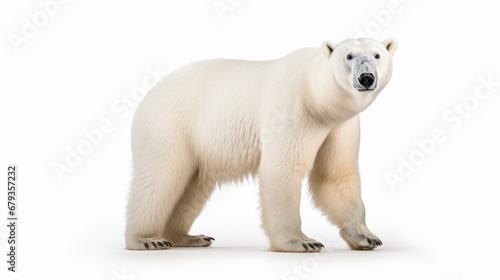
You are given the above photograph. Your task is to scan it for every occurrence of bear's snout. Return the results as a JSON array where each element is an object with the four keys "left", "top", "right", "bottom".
[{"left": 353, "top": 56, "right": 377, "bottom": 92}]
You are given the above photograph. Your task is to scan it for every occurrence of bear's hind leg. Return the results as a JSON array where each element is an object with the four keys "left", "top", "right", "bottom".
[
  {"left": 125, "top": 151, "right": 195, "bottom": 250},
  {"left": 163, "top": 175, "right": 216, "bottom": 247}
]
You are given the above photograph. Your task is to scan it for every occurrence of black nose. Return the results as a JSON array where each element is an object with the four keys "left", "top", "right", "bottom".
[{"left": 358, "top": 73, "right": 375, "bottom": 89}]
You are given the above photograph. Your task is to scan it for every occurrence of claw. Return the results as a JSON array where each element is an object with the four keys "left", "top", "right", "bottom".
[
  {"left": 313, "top": 242, "right": 324, "bottom": 248},
  {"left": 367, "top": 238, "right": 372, "bottom": 245},
  {"left": 302, "top": 243, "right": 309, "bottom": 251},
  {"left": 144, "top": 243, "right": 149, "bottom": 249}
]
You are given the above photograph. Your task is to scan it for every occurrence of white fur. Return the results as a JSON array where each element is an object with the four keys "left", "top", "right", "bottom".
[{"left": 125, "top": 38, "right": 398, "bottom": 252}]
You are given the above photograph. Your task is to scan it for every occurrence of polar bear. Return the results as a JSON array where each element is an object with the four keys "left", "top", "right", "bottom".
[{"left": 125, "top": 38, "right": 398, "bottom": 252}]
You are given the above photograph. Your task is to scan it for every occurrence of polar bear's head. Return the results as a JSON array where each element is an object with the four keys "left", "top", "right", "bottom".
[{"left": 321, "top": 38, "right": 397, "bottom": 95}]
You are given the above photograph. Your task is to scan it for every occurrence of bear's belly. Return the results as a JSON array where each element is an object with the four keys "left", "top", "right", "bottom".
[
  {"left": 198, "top": 141, "right": 261, "bottom": 182},
  {"left": 195, "top": 119, "right": 262, "bottom": 182}
]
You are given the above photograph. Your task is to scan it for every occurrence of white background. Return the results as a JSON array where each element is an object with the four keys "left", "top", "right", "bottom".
[{"left": 1, "top": 0, "right": 500, "bottom": 279}]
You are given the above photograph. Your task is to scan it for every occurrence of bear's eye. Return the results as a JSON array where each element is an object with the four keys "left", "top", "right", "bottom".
[
  {"left": 374, "top": 54, "right": 380, "bottom": 59},
  {"left": 346, "top": 54, "right": 353, "bottom": 60}
]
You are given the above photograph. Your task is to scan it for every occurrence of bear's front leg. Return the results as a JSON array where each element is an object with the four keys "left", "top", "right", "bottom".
[
  {"left": 309, "top": 116, "right": 382, "bottom": 250},
  {"left": 259, "top": 168, "right": 324, "bottom": 252},
  {"left": 258, "top": 146, "right": 324, "bottom": 253}
]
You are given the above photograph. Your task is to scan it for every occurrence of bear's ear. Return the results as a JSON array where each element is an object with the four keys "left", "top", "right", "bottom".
[
  {"left": 321, "top": 40, "right": 336, "bottom": 57},
  {"left": 382, "top": 38, "right": 398, "bottom": 56}
]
